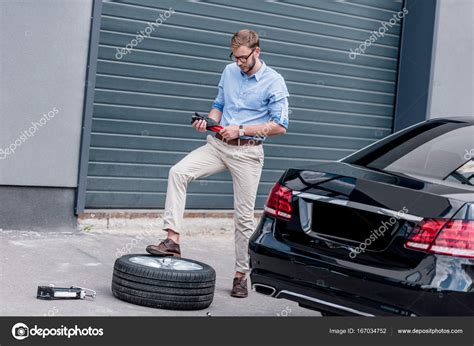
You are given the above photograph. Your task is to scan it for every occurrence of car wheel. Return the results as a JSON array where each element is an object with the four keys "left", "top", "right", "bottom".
[{"left": 112, "top": 254, "right": 216, "bottom": 310}]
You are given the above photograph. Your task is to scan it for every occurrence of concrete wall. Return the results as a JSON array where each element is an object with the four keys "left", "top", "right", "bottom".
[
  {"left": 428, "top": 0, "right": 474, "bottom": 118},
  {"left": 0, "top": 0, "right": 93, "bottom": 187},
  {"left": 0, "top": 186, "right": 77, "bottom": 230},
  {"left": 0, "top": 0, "right": 93, "bottom": 230}
]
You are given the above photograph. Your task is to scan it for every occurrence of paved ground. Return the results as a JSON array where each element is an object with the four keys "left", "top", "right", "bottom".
[{"left": 0, "top": 225, "right": 320, "bottom": 317}]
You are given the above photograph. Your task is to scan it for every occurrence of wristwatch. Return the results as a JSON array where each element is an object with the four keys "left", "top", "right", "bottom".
[{"left": 239, "top": 125, "right": 245, "bottom": 137}]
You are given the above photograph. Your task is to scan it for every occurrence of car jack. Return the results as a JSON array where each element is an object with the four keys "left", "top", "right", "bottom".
[{"left": 37, "top": 284, "right": 96, "bottom": 300}]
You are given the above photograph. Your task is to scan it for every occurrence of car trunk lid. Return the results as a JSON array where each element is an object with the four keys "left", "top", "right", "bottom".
[{"left": 274, "top": 162, "right": 470, "bottom": 268}]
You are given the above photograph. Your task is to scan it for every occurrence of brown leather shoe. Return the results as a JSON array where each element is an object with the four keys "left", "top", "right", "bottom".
[
  {"left": 231, "top": 277, "right": 248, "bottom": 298},
  {"left": 146, "top": 238, "right": 181, "bottom": 257}
]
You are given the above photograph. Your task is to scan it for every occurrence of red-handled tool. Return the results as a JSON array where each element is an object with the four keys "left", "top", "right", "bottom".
[{"left": 191, "top": 112, "right": 223, "bottom": 133}]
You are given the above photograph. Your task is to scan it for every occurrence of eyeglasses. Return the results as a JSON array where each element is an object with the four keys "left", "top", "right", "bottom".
[{"left": 229, "top": 48, "right": 256, "bottom": 63}]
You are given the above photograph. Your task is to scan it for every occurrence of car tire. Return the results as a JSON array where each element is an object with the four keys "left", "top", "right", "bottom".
[{"left": 112, "top": 254, "right": 216, "bottom": 310}]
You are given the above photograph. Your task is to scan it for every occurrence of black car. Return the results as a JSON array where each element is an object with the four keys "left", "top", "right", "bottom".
[{"left": 249, "top": 117, "right": 474, "bottom": 316}]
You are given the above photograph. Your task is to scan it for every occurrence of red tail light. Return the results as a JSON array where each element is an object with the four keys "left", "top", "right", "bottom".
[
  {"left": 264, "top": 183, "right": 293, "bottom": 221},
  {"left": 405, "top": 219, "right": 474, "bottom": 258}
]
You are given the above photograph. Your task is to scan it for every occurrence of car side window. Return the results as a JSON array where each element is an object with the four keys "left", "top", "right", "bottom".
[
  {"left": 346, "top": 122, "right": 474, "bottom": 186},
  {"left": 380, "top": 126, "right": 473, "bottom": 181},
  {"left": 445, "top": 160, "right": 474, "bottom": 186}
]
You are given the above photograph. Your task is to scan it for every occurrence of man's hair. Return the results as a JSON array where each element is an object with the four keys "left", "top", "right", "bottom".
[{"left": 230, "top": 29, "right": 260, "bottom": 49}]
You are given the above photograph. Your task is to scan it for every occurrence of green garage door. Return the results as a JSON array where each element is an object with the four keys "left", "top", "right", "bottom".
[{"left": 85, "top": 0, "right": 404, "bottom": 209}]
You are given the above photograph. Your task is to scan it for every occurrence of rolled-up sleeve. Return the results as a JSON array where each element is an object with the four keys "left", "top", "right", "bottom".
[
  {"left": 212, "top": 69, "right": 225, "bottom": 112},
  {"left": 268, "top": 76, "right": 290, "bottom": 129}
]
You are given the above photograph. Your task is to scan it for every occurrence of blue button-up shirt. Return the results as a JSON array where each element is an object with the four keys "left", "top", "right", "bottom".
[{"left": 211, "top": 60, "right": 289, "bottom": 140}]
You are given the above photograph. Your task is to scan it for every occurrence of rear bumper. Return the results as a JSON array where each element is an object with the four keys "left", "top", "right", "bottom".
[
  {"left": 251, "top": 270, "right": 378, "bottom": 316},
  {"left": 249, "top": 217, "right": 474, "bottom": 316}
]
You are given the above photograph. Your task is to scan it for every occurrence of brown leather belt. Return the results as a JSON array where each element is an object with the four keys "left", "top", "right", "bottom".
[{"left": 215, "top": 133, "right": 262, "bottom": 146}]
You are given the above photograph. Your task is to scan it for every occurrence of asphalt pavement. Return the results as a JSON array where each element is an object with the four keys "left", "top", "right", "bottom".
[{"left": 0, "top": 225, "right": 320, "bottom": 317}]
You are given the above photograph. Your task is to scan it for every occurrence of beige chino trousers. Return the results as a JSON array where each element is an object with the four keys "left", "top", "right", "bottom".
[{"left": 162, "top": 134, "right": 264, "bottom": 273}]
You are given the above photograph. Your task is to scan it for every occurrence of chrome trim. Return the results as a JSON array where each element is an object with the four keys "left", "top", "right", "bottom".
[
  {"left": 275, "top": 290, "right": 374, "bottom": 317},
  {"left": 298, "top": 197, "right": 313, "bottom": 234},
  {"left": 252, "top": 283, "right": 277, "bottom": 297},
  {"left": 294, "top": 192, "right": 423, "bottom": 222}
]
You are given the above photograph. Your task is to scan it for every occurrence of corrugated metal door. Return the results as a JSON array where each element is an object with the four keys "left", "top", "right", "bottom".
[{"left": 85, "top": 0, "right": 404, "bottom": 209}]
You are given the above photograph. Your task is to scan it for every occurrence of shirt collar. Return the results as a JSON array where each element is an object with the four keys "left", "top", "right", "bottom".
[{"left": 240, "top": 59, "right": 266, "bottom": 81}]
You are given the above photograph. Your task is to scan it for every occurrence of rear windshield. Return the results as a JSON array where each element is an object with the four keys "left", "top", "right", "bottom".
[{"left": 344, "top": 120, "right": 474, "bottom": 186}]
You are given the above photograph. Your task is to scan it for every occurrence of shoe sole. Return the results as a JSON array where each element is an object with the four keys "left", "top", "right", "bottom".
[{"left": 230, "top": 292, "right": 248, "bottom": 298}]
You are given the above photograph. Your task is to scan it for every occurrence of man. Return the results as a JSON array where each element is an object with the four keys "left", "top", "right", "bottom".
[{"left": 146, "top": 29, "right": 289, "bottom": 298}]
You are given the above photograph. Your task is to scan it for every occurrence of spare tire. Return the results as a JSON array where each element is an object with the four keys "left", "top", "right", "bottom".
[{"left": 112, "top": 254, "right": 216, "bottom": 310}]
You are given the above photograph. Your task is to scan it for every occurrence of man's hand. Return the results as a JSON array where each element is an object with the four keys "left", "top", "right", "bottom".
[
  {"left": 192, "top": 119, "right": 207, "bottom": 132},
  {"left": 219, "top": 125, "right": 240, "bottom": 140}
]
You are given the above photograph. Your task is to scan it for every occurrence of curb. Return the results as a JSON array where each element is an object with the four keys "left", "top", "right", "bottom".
[{"left": 77, "top": 210, "right": 263, "bottom": 235}]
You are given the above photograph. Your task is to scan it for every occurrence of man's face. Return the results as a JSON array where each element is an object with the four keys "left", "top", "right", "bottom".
[{"left": 231, "top": 46, "right": 259, "bottom": 73}]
